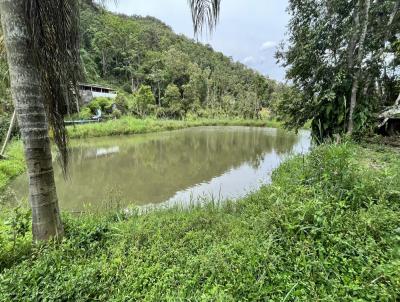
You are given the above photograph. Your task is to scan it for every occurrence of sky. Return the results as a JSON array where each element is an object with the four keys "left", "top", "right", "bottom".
[{"left": 106, "top": 1, "right": 290, "bottom": 81}]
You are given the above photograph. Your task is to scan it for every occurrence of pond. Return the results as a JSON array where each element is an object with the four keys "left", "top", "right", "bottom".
[{"left": 10, "top": 126, "right": 311, "bottom": 212}]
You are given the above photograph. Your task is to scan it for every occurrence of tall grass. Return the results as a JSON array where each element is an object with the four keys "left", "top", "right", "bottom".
[
  {"left": 0, "top": 141, "right": 25, "bottom": 194},
  {"left": 67, "top": 117, "right": 282, "bottom": 139},
  {"left": 0, "top": 143, "right": 399, "bottom": 300}
]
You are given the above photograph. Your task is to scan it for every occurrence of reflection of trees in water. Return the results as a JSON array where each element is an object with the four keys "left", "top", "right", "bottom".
[{"left": 51, "top": 128, "right": 300, "bottom": 208}]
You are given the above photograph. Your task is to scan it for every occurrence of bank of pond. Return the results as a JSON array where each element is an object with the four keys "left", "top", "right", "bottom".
[
  {"left": 9, "top": 126, "right": 310, "bottom": 212},
  {"left": 0, "top": 120, "right": 399, "bottom": 300}
]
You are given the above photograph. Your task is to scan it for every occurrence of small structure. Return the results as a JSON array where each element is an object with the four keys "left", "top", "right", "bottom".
[
  {"left": 79, "top": 83, "right": 117, "bottom": 106},
  {"left": 378, "top": 95, "right": 400, "bottom": 136}
]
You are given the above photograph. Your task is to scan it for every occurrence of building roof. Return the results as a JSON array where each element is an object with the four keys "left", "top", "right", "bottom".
[{"left": 79, "top": 83, "right": 116, "bottom": 91}]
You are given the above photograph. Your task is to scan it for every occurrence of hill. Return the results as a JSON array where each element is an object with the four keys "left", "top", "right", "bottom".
[{"left": 79, "top": 1, "right": 276, "bottom": 119}]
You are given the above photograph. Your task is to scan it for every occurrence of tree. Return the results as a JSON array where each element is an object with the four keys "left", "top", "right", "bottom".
[
  {"left": 0, "top": 0, "right": 221, "bottom": 242},
  {"left": 277, "top": 0, "right": 399, "bottom": 139},
  {"left": 131, "top": 85, "right": 156, "bottom": 117},
  {"left": 163, "top": 84, "right": 184, "bottom": 118},
  {"left": 347, "top": 0, "right": 371, "bottom": 135},
  {"left": 0, "top": 0, "right": 81, "bottom": 241},
  {"left": 78, "top": 1, "right": 272, "bottom": 120}
]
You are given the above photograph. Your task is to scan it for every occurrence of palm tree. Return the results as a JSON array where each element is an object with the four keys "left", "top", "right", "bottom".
[{"left": 0, "top": 0, "right": 220, "bottom": 242}]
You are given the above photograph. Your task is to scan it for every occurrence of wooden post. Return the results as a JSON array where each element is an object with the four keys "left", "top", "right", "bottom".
[{"left": 0, "top": 109, "right": 16, "bottom": 158}]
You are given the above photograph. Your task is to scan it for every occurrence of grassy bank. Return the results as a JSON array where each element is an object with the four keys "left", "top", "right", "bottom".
[
  {"left": 67, "top": 117, "right": 282, "bottom": 139},
  {"left": 1, "top": 143, "right": 399, "bottom": 301},
  {"left": 0, "top": 142, "right": 25, "bottom": 194}
]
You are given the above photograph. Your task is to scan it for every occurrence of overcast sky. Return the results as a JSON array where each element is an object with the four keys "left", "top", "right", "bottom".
[{"left": 106, "top": 1, "right": 290, "bottom": 81}]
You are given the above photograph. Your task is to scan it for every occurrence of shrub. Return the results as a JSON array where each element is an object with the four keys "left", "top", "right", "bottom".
[
  {"left": 88, "top": 97, "right": 114, "bottom": 113},
  {"left": 78, "top": 107, "right": 92, "bottom": 120},
  {"left": 122, "top": 83, "right": 133, "bottom": 94},
  {"left": 111, "top": 109, "right": 122, "bottom": 119},
  {"left": 130, "top": 85, "right": 155, "bottom": 117},
  {"left": 114, "top": 94, "right": 129, "bottom": 114}
]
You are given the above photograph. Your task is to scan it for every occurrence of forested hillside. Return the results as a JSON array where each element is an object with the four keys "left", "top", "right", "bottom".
[
  {"left": 0, "top": 1, "right": 281, "bottom": 142},
  {"left": 79, "top": 1, "right": 274, "bottom": 119}
]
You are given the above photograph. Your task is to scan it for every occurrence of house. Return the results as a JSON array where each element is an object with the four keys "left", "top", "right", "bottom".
[{"left": 79, "top": 83, "right": 117, "bottom": 106}]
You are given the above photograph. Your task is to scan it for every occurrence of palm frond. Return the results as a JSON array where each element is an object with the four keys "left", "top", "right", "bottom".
[
  {"left": 26, "top": 0, "right": 82, "bottom": 174},
  {"left": 188, "top": 0, "right": 221, "bottom": 37},
  {"left": 0, "top": 35, "right": 4, "bottom": 56}
]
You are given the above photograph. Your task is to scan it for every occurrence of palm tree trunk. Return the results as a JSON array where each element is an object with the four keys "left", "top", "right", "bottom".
[{"left": 0, "top": 0, "right": 64, "bottom": 241}]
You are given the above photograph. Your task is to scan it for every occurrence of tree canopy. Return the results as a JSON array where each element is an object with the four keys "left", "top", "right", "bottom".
[
  {"left": 78, "top": 1, "right": 273, "bottom": 119},
  {"left": 277, "top": 0, "right": 399, "bottom": 139}
]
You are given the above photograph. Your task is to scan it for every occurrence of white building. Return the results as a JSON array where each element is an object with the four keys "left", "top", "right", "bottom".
[{"left": 79, "top": 83, "right": 117, "bottom": 106}]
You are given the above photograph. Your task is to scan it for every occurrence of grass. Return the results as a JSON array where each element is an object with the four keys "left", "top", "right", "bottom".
[
  {"left": 67, "top": 117, "right": 282, "bottom": 139},
  {"left": 0, "top": 141, "right": 25, "bottom": 194},
  {"left": 0, "top": 142, "right": 399, "bottom": 301}
]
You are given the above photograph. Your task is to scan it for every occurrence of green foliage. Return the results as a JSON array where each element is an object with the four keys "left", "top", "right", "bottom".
[
  {"left": 111, "top": 109, "right": 122, "bottom": 119},
  {"left": 0, "top": 115, "right": 11, "bottom": 144},
  {"left": 0, "top": 141, "right": 25, "bottom": 193},
  {"left": 114, "top": 93, "right": 129, "bottom": 114},
  {"left": 87, "top": 97, "right": 114, "bottom": 113},
  {"left": 0, "top": 206, "right": 32, "bottom": 270},
  {"left": 130, "top": 85, "right": 155, "bottom": 117},
  {"left": 163, "top": 84, "right": 184, "bottom": 118},
  {"left": 121, "top": 83, "right": 133, "bottom": 94},
  {"left": 78, "top": 107, "right": 92, "bottom": 120},
  {"left": 277, "top": 0, "right": 400, "bottom": 139},
  {"left": 0, "top": 143, "right": 399, "bottom": 300},
  {"left": 78, "top": 2, "right": 275, "bottom": 120}
]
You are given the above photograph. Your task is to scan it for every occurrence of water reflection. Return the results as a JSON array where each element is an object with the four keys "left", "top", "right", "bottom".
[{"left": 10, "top": 126, "right": 310, "bottom": 211}]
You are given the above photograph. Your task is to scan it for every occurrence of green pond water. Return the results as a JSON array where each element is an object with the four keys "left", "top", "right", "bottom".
[{"left": 10, "top": 126, "right": 311, "bottom": 212}]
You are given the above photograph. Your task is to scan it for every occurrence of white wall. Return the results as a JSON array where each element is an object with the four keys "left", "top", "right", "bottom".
[{"left": 92, "top": 92, "right": 117, "bottom": 99}]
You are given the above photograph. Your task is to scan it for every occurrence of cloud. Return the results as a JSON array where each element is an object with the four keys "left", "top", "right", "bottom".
[
  {"left": 260, "top": 41, "right": 277, "bottom": 50},
  {"left": 242, "top": 56, "right": 256, "bottom": 65}
]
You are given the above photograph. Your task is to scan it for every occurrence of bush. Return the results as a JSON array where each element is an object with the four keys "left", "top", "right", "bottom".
[
  {"left": 111, "top": 109, "right": 122, "bottom": 119},
  {"left": 0, "top": 205, "right": 32, "bottom": 271},
  {"left": 78, "top": 107, "right": 92, "bottom": 120},
  {"left": 114, "top": 94, "right": 129, "bottom": 114},
  {"left": 88, "top": 97, "right": 114, "bottom": 113},
  {"left": 122, "top": 83, "right": 133, "bottom": 94},
  {"left": 130, "top": 85, "right": 155, "bottom": 117}
]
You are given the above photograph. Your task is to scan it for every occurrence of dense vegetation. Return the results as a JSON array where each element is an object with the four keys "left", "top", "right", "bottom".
[
  {"left": 78, "top": 0, "right": 274, "bottom": 120},
  {"left": 0, "top": 1, "right": 282, "bottom": 144},
  {"left": 276, "top": 0, "right": 400, "bottom": 139},
  {"left": 1, "top": 143, "right": 399, "bottom": 300},
  {"left": 0, "top": 141, "right": 24, "bottom": 193}
]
